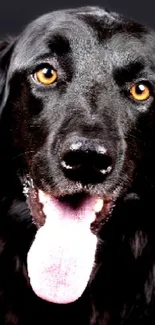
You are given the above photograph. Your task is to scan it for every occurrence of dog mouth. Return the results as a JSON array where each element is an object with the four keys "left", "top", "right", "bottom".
[
  {"left": 27, "top": 186, "right": 113, "bottom": 229},
  {"left": 24, "top": 178, "right": 114, "bottom": 305}
]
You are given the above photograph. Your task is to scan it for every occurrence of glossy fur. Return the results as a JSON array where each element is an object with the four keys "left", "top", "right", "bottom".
[{"left": 0, "top": 6, "right": 155, "bottom": 325}]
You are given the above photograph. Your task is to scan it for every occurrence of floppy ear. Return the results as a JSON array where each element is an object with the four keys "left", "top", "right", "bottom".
[
  {"left": 0, "top": 38, "right": 15, "bottom": 109},
  {"left": 0, "top": 39, "right": 15, "bottom": 181}
]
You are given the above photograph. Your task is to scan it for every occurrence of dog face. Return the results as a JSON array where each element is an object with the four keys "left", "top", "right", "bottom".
[
  {"left": 6, "top": 8, "right": 155, "bottom": 197},
  {"left": 1, "top": 6, "right": 155, "bottom": 305}
]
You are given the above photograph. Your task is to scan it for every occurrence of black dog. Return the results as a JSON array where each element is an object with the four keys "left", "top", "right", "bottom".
[{"left": 1, "top": 6, "right": 155, "bottom": 325}]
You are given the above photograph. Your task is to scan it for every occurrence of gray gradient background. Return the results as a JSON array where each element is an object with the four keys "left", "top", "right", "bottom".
[{"left": 0, "top": 0, "right": 155, "bottom": 36}]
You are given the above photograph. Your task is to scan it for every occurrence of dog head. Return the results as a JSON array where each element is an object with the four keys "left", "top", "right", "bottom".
[{"left": 0, "top": 6, "right": 155, "bottom": 304}]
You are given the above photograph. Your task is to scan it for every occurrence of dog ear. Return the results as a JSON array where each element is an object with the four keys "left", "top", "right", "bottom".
[
  {"left": 0, "top": 38, "right": 15, "bottom": 109},
  {"left": 0, "top": 39, "right": 18, "bottom": 196}
]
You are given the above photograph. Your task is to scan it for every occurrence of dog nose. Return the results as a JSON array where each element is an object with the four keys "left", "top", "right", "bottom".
[{"left": 60, "top": 137, "right": 113, "bottom": 183}]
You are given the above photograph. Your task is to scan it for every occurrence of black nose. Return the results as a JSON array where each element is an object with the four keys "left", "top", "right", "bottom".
[{"left": 60, "top": 137, "right": 113, "bottom": 183}]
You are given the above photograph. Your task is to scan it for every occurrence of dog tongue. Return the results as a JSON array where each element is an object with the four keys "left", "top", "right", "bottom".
[{"left": 27, "top": 192, "right": 100, "bottom": 304}]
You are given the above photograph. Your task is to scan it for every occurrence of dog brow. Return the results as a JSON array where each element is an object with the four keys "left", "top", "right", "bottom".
[
  {"left": 47, "top": 34, "right": 71, "bottom": 56},
  {"left": 113, "top": 61, "right": 145, "bottom": 85}
]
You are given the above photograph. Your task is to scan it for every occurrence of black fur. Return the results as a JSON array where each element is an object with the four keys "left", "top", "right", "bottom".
[{"left": 0, "top": 6, "right": 155, "bottom": 324}]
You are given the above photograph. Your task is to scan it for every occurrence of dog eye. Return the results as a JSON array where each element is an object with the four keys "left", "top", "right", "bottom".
[
  {"left": 33, "top": 66, "right": 57, "bottom": 85},
  {"left": 130, "top": 82, "right": 151, "bottom": 101}
]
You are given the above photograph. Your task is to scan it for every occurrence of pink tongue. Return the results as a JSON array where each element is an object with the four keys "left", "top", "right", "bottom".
[{"left": 27, "top": 195, "right": 97, "bottom": 304}]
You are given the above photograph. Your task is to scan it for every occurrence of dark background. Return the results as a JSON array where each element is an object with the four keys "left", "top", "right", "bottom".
[{"left": 0, "top": 0, "right": 155, "bottom": 36}]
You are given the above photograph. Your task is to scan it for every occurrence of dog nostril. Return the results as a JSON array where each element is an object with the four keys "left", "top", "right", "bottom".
[
  {"left": 93, "top": 153, "right": 112, "bottom": 174},
  {"left": 61, "top": 148, "right": 113, "bottom": 176},
  {"left": 61, "top": 150, "right": 86, "bottom": 170}
]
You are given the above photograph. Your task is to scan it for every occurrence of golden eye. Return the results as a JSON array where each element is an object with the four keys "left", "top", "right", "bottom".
[
  {"left": 34, "top": 66, "right": 57, "bottom": 85},
  {"left": 130, "top": 82, "right": 151, "bottom": 101}
]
